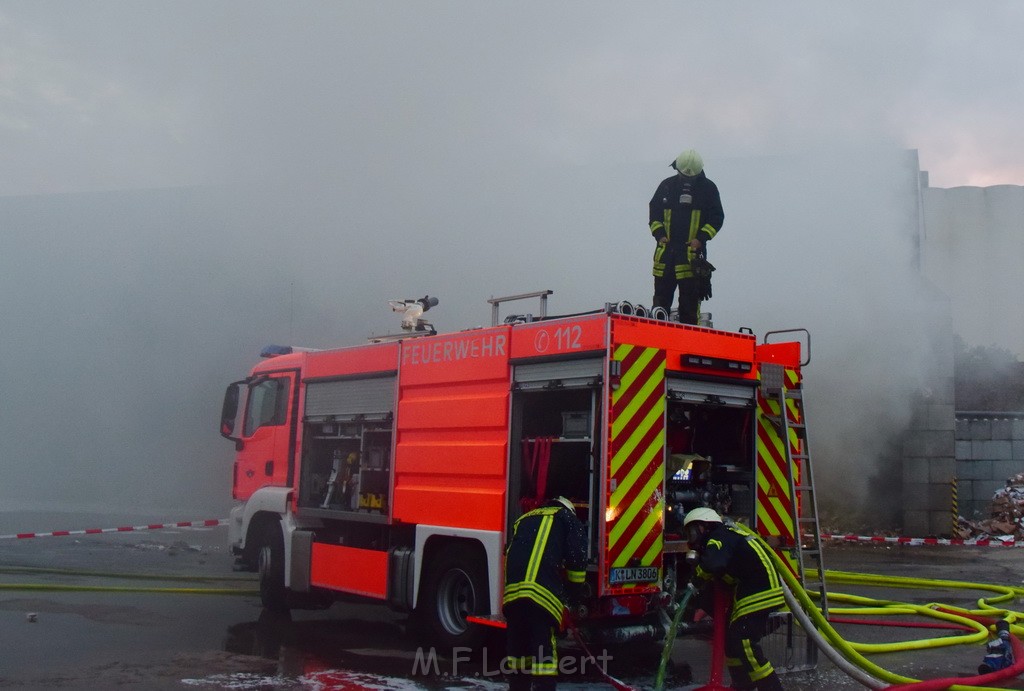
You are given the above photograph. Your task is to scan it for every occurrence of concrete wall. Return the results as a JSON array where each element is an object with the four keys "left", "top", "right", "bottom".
[
  {"left": 900, "top": 385, "right": 956, "bottom": 537},
  {"left": 954, "top": 413, "right": 1024, "bottom": 519}
]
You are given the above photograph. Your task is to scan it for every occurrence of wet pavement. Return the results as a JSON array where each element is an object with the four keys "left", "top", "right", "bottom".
[{"left": 3, "top": 513, "right": 1024, "bottom": 689}]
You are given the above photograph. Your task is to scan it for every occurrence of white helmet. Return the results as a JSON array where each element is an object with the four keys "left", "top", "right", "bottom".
[
  {"left": 673, "top": 149, "right": 704, "bottom": 177},
  {"left": 683, "top": 507, "right": 722, "bottom": 528},
  {"left": 555, "top": 496, "right": 575, "bottom": 513}
]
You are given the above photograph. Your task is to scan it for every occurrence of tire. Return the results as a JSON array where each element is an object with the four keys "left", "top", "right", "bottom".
[
  {"left": 255, "top": 521, "right": 289, "bottom": 612},
  {"left": 417, "top": 543, "right": 490, "bottom": 649}
]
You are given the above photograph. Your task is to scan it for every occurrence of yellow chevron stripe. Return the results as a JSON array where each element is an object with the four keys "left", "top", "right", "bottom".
[
  {"left": 756, "top": 505, "right": 781, "bottom": 535},
  {"left": 614, "top": 505, "right": 663, "bottom": 567},
  {"left": 642, "top": 531, "right": 665, "bottom": 565},
  {"left": 612, "top": 429, "right": 664, "bottom": 504},
  {"left": 612, "top": 345, "right": 657, "bottom": 404},
  {"left": 611, "top": 401, "right": 664, "bottom": 476},
  {"left": 612, "top": 356, "right": 662, "bottom": 438},
  {"left": 756, "top": 442, "right": 790, "bottom": 496}
]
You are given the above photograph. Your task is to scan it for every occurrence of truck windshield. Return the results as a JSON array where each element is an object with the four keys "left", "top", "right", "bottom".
[{"left": 243, "top": 377, "right": 290, "bottom": 437}]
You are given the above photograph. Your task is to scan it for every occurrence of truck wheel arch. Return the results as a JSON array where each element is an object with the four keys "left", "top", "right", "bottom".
[
  {"left": 413, "top": 527, "right": 503, "bottom": 616},
  {"left": 415, "top": 538, "right": 491, "bottom": 649}
]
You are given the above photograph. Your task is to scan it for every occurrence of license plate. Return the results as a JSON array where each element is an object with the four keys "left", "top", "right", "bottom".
[{"left": 609, "top": 566, "right": 659, "bottom": 584}]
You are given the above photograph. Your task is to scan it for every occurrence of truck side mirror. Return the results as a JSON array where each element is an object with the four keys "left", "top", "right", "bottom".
[{"left": 220, "top": 381, "right": 245, "bottom": 440}]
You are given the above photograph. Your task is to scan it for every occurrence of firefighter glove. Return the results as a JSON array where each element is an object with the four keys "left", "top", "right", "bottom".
[{"left": 691, "top": 252, "right": 715, "bottom": 301}]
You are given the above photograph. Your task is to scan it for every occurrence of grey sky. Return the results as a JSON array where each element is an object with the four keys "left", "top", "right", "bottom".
[
  {"left": 3, "top": 3, "right": 1024, "bottom": 194},
  {"left": 1, "top": 3, "right": 1020, "bottom": 521}
]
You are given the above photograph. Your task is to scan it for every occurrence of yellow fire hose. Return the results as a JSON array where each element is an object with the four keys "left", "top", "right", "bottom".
[
  {"left": 0, "top": 565, "right": 257, "bottom": 595},
  {"left": 755, "top": 526, "right": 1023, "bottom": 691},
  {"left": 0, "top": 583, "right": 258, "bottom": 595}
]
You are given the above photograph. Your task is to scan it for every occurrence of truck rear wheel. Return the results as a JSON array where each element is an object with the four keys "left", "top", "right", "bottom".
[
  {"left": 417, "top": 543, "right": 489, "bottom": 649},
  {"left": 255, "top": 522, "right": 288, "bottom": 612}
]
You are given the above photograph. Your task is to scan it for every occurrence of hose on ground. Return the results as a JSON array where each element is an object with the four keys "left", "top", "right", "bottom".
[
  {"left": 653, "top": 583, "right": 696, "bottom": 691},
  {"left": 0, "top": 582, "right": 258, "bottom": 595},
  {"left": 1, "top": 565, "right": 254, "bottom": 582},
  {"left": 731, "top": 523, "right": 1024, "bottom": 691}
]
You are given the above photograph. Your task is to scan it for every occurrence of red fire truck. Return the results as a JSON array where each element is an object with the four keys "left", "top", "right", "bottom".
[{"left": 220, "top": 293, "right": 816, "bottom": 649}]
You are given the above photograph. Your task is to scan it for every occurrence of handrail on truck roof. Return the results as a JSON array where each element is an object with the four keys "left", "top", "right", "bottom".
[
  {"left": 487, "top": 289, "right": 554, "bottom": 326},
  {"left": 763, "top": 328, "right": 811, "bottom": 367}
]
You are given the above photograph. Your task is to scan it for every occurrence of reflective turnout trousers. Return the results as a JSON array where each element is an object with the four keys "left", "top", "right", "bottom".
[
  {"left": 725, "top": 610, "right": 783, "bottom": 690},
  {"left": 504, "top": 599, "right": 558, "bottom": 690},
  {"left": 652, "top": 253, "right": 703, "bottom": 325}
]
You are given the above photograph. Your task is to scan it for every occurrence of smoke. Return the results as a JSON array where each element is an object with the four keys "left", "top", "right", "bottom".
[
  {"left": 0, "top": 145, "right": 946, "bottom": 530},
  {"left": 705, "top": 147, "right": 949, "bottom": 528},
  {"left": 3, "top": 3, "right": 1009, "bottom": 528}
]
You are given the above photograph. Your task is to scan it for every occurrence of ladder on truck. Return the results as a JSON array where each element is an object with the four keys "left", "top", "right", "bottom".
[{"left": 762, "top": 362, "right": 829, "bottom": 619}]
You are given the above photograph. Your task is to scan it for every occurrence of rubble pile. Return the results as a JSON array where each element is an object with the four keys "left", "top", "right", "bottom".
[{"left": 955, "top": 472, "right": 1024, "bottom": 540}]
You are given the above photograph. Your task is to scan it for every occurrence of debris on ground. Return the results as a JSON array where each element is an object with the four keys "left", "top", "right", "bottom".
[{"left": 955, "top": 473, "right": 1024, "bottom": 540}]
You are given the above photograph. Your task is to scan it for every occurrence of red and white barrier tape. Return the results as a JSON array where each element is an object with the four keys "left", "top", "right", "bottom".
[
  {"left": 822, "top": 532, "right": 1024, "bottom": 547},
  {"left": 0, "top": 518, "right": 227, "bottom": 541}
]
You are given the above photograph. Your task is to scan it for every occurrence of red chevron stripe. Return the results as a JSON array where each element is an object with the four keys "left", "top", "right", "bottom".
[
  {"left": 756, "top": 491, "right": 793, "bottom": 538},
  {"left": 612, "top": 416, "right": 664, "bottom": 484},
  {"left": 613, "top": 353, "right": 665, "bottom": 418},
  {"left": 757, "top": 425, "right": 787, "bottom": 469}
]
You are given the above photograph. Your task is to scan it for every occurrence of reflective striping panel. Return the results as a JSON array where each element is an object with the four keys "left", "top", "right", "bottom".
[
  {"left": 606, "top": 344, "right": 665, "bottom": 593},
  {"left": 755, "top": 366, "right": 803, "bottom": 576}
]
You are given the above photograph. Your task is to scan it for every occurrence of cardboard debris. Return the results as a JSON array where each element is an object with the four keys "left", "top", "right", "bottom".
[{"left": 956, "top": 473, "right": 1024, "bottom": 540}]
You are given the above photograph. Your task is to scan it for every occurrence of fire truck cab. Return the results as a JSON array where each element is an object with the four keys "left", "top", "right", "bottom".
[{"left": 220, "top": 296, "right": 809, "bottom": 649}]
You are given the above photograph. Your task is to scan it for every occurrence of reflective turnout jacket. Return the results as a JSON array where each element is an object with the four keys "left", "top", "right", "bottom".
[
  {"left": 649, "top": 171, "right": 724, "bottom": 279},
  {"left": 503, "top": 504, "right": 587, "bottom": 623},
  {"left": 695, "top": 523, "right": 784, "bottom": 622}
]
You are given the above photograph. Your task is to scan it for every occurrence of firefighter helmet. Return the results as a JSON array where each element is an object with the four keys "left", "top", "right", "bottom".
[
  {"left": 683, "top": 507, "right": 722, "bottom": 527},
  {"left": 555, "top": 496, "right": 575, "bottom": 513},
  {"left": 672, "top": 149, "right": 704, "bottom": 177}
]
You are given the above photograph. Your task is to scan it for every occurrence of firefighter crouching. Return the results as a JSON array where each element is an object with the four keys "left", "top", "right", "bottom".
[
  {"left": 503, "top": 496, "right": 587, "bottom": 690},
  {"left": 684, "top": 508, "right": 785, "bottom": 691}
]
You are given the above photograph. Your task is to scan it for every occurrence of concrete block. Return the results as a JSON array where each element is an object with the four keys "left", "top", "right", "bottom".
[
  {"left": 970, "top": 419, "right": 992, "bottom": 440},
  {"left": 973, "top": 480, "right": 1005, "bottom": 503},
  {"left": 956, "top": 481, "right": 974, "bottom": 504},
  {"left": 955, "top": 440, "right": 973, "bottom": 460},
  {"left": 902, "top": 483, "right": 930, "bottom": 510},
  {"left": 908, "top": 404, "right": 927, "bottom": 429},
  {"left": 1013, "top": 418, "right": 1024, "bottom": 440},
  {"left": 992, "top": 460, "right": 1024, "bottom": 482},
  {"left": 928, "top": 482, "right": 955, "bottom": 508},
  {"left": 903, "top": 430, "right": 954, "bottom": 457},
  {"left": 992, "top": 418, "right": 1014, "bottom": 439},
  {"left": 928, "top": 457, "right": 957, "bottom": 483},
  {"left": 955, "top": 418, "right": 970, "bottom": 440},
  {"left": 926, "top": 404, "right": 955, "bottom": 431},
  {"left": 973, "top": 440, "right": 1013, "bottom": 460},
  {"left": 956, "top": 459, "right": 992, "bottom": 480},
  {"left": 929, "top": 511, "right": 955, "bottom": 536},
  {"left": 963, "top": 500, "right": 988, "bottom": 520},
  {"left": 902, "top": 458, "right": 930, "bottom": 484},
  {"left": 902, "top": 510, "right": 929, "bottom": 537},
  {"left": 1014, "top": 440, "right": 1024, "bottom": 460}
]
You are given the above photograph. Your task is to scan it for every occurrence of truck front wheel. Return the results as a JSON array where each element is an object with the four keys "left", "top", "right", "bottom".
[
  {"left": 417, "top": 543, "right": 489, "bottom": 649},
  {"left": 255, "top": 522, "right": 288, "bottom": 612}
]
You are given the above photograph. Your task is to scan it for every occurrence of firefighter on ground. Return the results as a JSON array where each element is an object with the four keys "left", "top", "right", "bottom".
[
  {"left": 503, "top": 496, "right": 587, "bottom": 690},
  {"left": 684, "top": 508, "right": 785, "bottom": 691},
  {"left": 649, "top": 149, "right": 724, "bottom": 325}
]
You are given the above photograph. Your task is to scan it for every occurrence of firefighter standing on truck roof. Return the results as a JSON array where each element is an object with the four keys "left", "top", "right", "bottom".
[
  {"left": 503, "top": 496, "right": 587, "bottom": 690},
  {"left": 649, "top": 149, "right": 724, "bottom": 325},
  {"left": 684, "top": 508, "right": 785, "bottom": 691}
]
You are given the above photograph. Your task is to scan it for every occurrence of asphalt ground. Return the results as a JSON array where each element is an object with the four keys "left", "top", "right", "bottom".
[{"left": 2, "top": 513, "right": 1024, "bottom": 689}]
